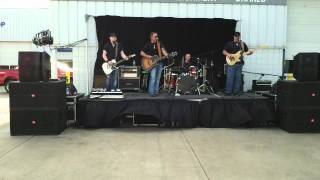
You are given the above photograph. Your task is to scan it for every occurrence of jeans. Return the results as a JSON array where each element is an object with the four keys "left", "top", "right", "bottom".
[
  {"left": 226, "top": 64, "right": 243, "bottom": 94},
  {"left": 148, "top": 63, "right": 163, "bottom": 96},
  {"left": 105, "top": 69, "right": 119, "bottom": 91}
]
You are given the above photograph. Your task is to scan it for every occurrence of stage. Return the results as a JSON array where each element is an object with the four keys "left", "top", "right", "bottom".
[{"left": 77, "top": 92, "right": 276, "bottom": 128}]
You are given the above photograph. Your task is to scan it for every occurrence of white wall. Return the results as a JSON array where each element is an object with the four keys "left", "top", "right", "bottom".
[
  {"left": 0, "top": 42, "right": 33, "bottom": 65},
  {"left": 0, "top": 8, "right": 49, "bottom": 41},
  {"left": 286, "top": 0, "right": 320, "bottom": 60},
  {"left": 0, "top": 8, "right": 50, "bottom": 66}
]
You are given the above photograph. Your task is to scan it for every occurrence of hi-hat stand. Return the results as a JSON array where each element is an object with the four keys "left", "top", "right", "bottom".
[{"left": 196, "top": 58, "right": 216, "bottom": 95}]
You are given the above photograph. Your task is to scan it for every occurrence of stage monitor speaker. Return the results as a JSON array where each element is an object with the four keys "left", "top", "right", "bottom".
[
  {"left": 10, "top": 107, "right": 66, "bottom": 135},
  {"left": 293, "top": 53, "right": 319, "bottom": 82},
  {"left": 9, "top": 80, "right": 66, "bottom": 109},
  {"left": 18, "top": 51, "right": 51, "bottom": 82},
  {"left": 278, "top": 107, "right": 320, "bottom": 133},
  {"left": 277, "top": 80, "right": 320, "bottom": 108}
]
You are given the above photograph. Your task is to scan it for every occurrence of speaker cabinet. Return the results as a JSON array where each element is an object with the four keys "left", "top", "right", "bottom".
[
  {"left": 277, "top": 80, "right": 320, "bottom": 133},
  {"left": 10, "top": 108, "right": 66, "bottom": 135},
  {"left": 119, "top": 78, "right": 140, "bottom": 90},
  {"left": 277, "top": 80, "right": 320, "bottom": 108},
  {"left": 278, "top": 107, "right": 320, "bottom": 133},
  {"left": 293, "top": 53, "right": 319, "bottom": 82},
  {"left": 18, "top": 51, "right": 51, "bottom": 82},
  {"left": 9, "top": 80, "right": 66, "bottom": 109},
  {"left": 9, "top": 80, "right": 66, "bottom": 135}
]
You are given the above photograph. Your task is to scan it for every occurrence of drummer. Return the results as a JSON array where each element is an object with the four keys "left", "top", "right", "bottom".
[{"left": 181, "top": 53, "right": 197, "bottom": 73}]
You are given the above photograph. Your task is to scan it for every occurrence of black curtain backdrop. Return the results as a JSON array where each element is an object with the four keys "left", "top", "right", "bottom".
[{"left": 94, "top": 15, "right": 237, "bottom": 75}]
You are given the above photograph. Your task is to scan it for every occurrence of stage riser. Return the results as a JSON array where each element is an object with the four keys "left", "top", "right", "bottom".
[{"left": 78, "top": 95, "right": 275, "bottom": 128}]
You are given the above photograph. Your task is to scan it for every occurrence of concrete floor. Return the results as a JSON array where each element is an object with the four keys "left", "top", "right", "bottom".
[{"left": 0, "top": 88, "right": 320, "bottom": 180}]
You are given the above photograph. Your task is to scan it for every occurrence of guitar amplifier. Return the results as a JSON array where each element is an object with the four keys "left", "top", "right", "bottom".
[
  {"left": 119, "top": 78, "right": 140, "bottom": 91},
  {"left": 120, "top": 66, "right": 140, "bottom": 78},
  {"left": 118, "top": 66, "right": 140, "bottom": 91}
]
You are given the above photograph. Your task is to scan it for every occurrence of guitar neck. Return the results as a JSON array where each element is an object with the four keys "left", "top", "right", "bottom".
[{"left": 114, "top": 59, "right": 126, "bottom": 66}]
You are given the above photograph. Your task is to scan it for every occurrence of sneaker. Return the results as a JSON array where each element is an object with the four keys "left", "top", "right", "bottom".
[{"left": 111, "top": 89, "right": 115, "bottom": 92}]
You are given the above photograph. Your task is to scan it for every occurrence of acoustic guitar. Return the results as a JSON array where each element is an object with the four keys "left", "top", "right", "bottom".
[
  {"left": 102, "top": 54, "right": 136, "bottom": 75},
  {"left": 141, "top": 51, "right": 178, "bottom": 71}
]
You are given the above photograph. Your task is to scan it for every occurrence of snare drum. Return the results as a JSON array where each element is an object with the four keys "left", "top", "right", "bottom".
[{"left": 189, "top": 66, "right": 197, "bottom": 78}]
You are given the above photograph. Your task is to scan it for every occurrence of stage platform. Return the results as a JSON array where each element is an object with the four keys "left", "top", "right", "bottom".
[{"left": 77, "top": 92, "right": 276, "bottom": 128}]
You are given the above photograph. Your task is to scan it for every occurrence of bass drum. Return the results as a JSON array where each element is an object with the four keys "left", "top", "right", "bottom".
[{"left": 176, "top": 74, "right": 197, "bottom": 94}]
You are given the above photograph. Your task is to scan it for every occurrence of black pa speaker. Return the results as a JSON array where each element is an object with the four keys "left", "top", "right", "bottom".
[
  {"left": 9, "top": 80, "right": 66, "bottom": 135},
  {"left": 293, "top": 53, "right": 319, "bottom": 82},
  {"left": 278, "top": 107, "right": 320, "bottom": 133},
  {"left": 10, "top": 108, "right": 66, "bottom": 135},
  {"left": 18, "top": 51, "right": 51, "bottom": 82},
  {"left": 119, "top": 78, "right": 140, "bottom": 91},
  {"left": 277, "top": 80, "right": 320, "bottom": 108},
  {"left": 9, "top": 80, "right": 66, "bottom": 109}
]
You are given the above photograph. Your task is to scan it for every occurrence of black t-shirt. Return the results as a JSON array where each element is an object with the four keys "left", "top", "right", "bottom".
[
  {"left": 141, "top": 42, "right": 165, "bottom": 56},
  {"left": 103, "top": 42, "right": 123, "bottom": 61},
  {"left": 182, "top": 61, "right": 196, "bottom": 73},
  {"left": 223, "top": 41, "right": 249, "bottom": 64}
]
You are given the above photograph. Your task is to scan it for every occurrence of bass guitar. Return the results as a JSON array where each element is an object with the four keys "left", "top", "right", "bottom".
[
  {"left": 141, "top": 51, "right": 178, "bottom": 71},
  {"left": 102, "top": 54, "right": 136, "bottom": 75},
  {"left": 226, "top": 50, "right": 252, "bottom": 66}
]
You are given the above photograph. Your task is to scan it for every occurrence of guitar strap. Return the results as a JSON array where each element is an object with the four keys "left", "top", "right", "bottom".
[
  {"left": 240, "top": 40, "right": 245, "bottom": 52},
  {"left": 156, "top": 41, "right": 163, "bottom": 58},
  {"left": 115, "top": 42, "right": 118, "bottom": 61}
]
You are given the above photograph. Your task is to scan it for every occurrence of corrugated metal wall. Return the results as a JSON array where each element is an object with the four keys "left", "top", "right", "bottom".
[
  {"left": 0, "top": 42, "right": 33, "bottom": 65},
  {"left": 0, "top": 9, "right": 49, "bottom": 41},
  {"left": 50, "top": 1, "right": 287, "bottom": 93},
  {"left": 286, "top": 0, "right": 320, "bottom": 60}
]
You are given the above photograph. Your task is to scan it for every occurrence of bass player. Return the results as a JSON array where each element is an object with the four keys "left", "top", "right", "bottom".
[{"left": 223, "top": 32, "right": 253, "bottom": 96}]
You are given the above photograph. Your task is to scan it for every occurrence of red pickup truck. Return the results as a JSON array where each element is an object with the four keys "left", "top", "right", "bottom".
[{"left": 0, "top": 68, "right": 19, "bottom": 92}]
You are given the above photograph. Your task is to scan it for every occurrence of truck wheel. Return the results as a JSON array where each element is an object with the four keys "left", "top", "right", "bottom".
[{"left": 4, "top": 80, "right": 12, "bottom": 93}]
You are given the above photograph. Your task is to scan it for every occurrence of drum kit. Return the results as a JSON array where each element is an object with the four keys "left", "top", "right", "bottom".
[{"left": 163, "top": 59, "right": 215, "bottom": 95}]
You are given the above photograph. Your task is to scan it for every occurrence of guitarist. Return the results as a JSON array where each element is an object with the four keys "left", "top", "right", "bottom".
[
  {"left": 102, "top": 32, "right": 129, "bottom": 91},
  {"left": 140, "top": 32, "right": 168, "bottom": 97},
  {"left": 223, "top": 32, "right": 253, "bottom": 96}
]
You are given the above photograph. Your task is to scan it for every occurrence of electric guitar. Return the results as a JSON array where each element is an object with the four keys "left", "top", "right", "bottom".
[
  {"left": 141, "top": 51, "right": 178, "bottom": 71},
  {"left": 226, "top": 50, "right": 252, "bottom": 66},
  {"left": 102, "top": 54, "right": 136, "bottom": 75}
]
